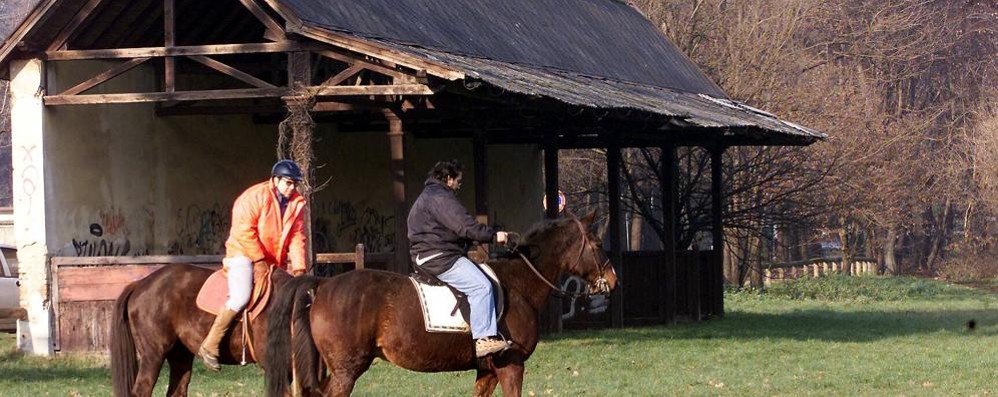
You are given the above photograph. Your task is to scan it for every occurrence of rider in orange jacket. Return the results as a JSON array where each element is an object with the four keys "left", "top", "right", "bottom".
[{"left": 198, "top": 159, "right": 308, "bottom": 371}]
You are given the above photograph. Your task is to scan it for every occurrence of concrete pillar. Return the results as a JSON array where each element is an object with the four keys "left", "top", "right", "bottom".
[{"left": 10, "top": 59, "right": 53, "bottom": 356}]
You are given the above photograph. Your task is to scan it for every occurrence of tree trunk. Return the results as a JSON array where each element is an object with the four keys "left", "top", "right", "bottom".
[
  {"left": 629, "top": 211, "right": 643, "bottom": 251},
  {"left": 884, "top": 228, "right": 898, "bottom": 275},
  {"left": 838, "top": 226, "right": 851, "bottom": 275},
  {"left": 925, "top": 201, "right": 954, "bottom": 272},
  {"left": 748, "top": 234, "right": 764, "bottom": 288}
]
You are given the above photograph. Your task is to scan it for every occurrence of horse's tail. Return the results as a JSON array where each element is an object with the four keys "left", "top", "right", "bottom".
[
  {"left": 265, "top": 275, "right": 323, "bottom": 397},
  {"left": 110, "top": 281, "right": 140, "bottom": 397}
]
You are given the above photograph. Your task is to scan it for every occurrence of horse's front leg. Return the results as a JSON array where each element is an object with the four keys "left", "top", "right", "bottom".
[
  {"left": 474, "top": 368, "right": 499, "bottom": 397},
  {"left": 495, "top": 353, "right": 526, "bottom": 397}
]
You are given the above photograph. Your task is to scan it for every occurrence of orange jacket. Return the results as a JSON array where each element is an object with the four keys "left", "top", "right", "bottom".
[{"left": 224, "top": 180, "right": 308, "bottom": 273}]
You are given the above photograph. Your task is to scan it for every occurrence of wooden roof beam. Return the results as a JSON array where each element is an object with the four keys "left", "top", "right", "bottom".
[
  {"left": 44, "top": 84, "right": 435, "bottom": 105},
  {"left": 296, "top": 25, "right": 463, "bottom": 81},
  {"left": 316, "top": 50, "right": 408, "bottom": 80},
  {"left": 187, "top": 55, "right": 277, "bottom": 89},
  {"left": 236, "top": 0, "right": 285, "bottom": 41},
  {"left": 44, "top": 42, "right": 328, "bottom": 60},
  {"left": 58, "top": 57, "right": 150, "bottom": 96}
]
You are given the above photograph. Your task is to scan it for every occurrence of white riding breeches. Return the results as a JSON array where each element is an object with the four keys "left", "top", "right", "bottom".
[{"left": 224, "top": 256, "right": 253, "bottom": 311}]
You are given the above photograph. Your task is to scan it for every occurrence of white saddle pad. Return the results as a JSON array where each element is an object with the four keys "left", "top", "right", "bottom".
[{"left": 410, "top": 264, "right": 499, "bottom": 333}]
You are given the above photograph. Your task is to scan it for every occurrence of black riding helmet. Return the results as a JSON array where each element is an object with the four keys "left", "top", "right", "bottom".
[{"left": 271, "top": 159, "right": 303, "bottom": 181}]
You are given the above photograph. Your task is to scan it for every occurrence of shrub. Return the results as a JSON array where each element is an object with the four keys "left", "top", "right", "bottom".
[{"left": 936, "top": 251, "right": 998, "bottom": 282}]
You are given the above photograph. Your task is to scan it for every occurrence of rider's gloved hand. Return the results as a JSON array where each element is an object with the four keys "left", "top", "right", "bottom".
[
  {"left": 495, "top": 231, "right": 509, "bottom": 246},
  {"left": 291, "top": 269, "right": 307, "bottom": 277}
]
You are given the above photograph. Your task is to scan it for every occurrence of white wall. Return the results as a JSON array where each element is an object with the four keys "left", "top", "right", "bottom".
[{"left": 41, "top": 61, "right": 545, "bottom": 258}]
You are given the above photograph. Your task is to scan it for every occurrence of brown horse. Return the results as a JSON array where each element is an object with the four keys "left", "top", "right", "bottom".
[
  {"left": 264, "top": 212, "right": 618, "bottom": 397},
  {"left": 110, "top": 264, "right": 291, "bottom": 396}
]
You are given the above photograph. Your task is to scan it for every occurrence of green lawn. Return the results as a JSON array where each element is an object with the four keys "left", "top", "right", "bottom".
[{"left": 2, "top": 276, "right": 997, "bottom": 396}]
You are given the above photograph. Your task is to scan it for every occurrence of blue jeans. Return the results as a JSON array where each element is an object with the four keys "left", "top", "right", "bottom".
[{"left": 436, "top": 257, "right": 496, "bottom": 339}]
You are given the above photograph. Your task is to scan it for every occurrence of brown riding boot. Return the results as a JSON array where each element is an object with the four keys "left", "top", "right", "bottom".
[{"left": 198, "top": 306, "right": 240, "bottom": 371}]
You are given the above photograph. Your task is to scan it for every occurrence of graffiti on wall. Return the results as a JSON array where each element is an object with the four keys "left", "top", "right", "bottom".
[
  {"left": 312, "top": 201, "right": 394, "bottom": 252},
  {"left": 63, "top": 206, "right": 143, "bottom": 257},
  {"left": 560, "top": 276, "right": 609, "bottom": 320},
  {"left": 19, "top": 144, "right": 38, "bottom": 218},
  {"left": 168, "top": 203, "right": 229, "bottom": 255}
]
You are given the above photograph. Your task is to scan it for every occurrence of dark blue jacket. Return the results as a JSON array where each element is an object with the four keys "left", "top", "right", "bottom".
[{"left": 407, "top": 178, "right": 495, "bottom": 275}]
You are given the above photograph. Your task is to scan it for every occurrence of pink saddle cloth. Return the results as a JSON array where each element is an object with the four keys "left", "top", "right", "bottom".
[{"left": 196, "top": 264, "right": 279, "bottom": 320}]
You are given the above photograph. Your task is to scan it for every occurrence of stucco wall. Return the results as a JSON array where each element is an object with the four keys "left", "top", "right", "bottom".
[{"left": 43, "top": 61, "right": 544, "bottom": 258}]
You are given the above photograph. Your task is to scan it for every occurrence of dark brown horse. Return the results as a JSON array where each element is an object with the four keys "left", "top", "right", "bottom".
[
  {"left": 264, "top": 212, "right": 618, "bottom": 397},
  {"left": 110, "top": 264, "right": 291, "bottom": 396}
]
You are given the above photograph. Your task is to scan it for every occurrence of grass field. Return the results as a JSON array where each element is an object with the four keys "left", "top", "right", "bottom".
[{"left": 2, "top": 275, "right": 997, "bottom": 396}]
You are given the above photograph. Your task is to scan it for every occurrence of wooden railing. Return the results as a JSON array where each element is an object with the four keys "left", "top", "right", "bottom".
[{"left": 763, "top": 257, "right": 879, "bottom": 286}]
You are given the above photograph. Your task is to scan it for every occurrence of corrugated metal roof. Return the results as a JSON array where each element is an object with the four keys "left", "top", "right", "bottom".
[
  {"left": 280, "top": 0, "right": 727, "bottom": 98},
  {"left": 280, "top": 0, "right": 825, "bottom": 142},
  {"left": 374, "top": 41, "right": 825, "bottom": 140}
]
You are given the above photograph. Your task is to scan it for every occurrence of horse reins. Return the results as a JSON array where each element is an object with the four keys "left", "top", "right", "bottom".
[{"left": 514, "top": 217, "right": 613, "bottom": 298}]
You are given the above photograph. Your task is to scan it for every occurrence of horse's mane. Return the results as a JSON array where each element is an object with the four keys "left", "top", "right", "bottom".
[{"left": 521, "top": 218, "right": 569, "bottom": 245}]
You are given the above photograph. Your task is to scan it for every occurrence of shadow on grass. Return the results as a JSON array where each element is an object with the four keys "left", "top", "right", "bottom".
[{"left": 548, "top": 308, "right": 998, "bottom": 344}]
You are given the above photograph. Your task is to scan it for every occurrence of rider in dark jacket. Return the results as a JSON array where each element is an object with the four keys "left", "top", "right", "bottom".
[
  {"left": 408, "top": 178, "right": 495, "bottom": 276},
  {"left": 407, "top": 160, "right": 510, "bottom": 357}
]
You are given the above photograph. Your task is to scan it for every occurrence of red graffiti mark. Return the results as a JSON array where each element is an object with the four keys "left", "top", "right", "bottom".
[{"left": 99, "top": 208, "right": 127, "bottom": 236}]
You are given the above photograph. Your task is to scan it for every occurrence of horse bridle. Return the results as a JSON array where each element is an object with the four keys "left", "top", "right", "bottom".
[{"left": 515, "top": 217, "right": 615, "bottom": 298}]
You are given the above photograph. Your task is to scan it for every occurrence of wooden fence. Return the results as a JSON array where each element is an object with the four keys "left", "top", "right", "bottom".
[
  {"left": 562, "top": 250, "right": 714, "bottom": 329},
  {"left": 763, "top": 257, "right": 879, "bottom": 286},
  {"left": 50, "top": 245, "right": 377, "bottom": 352}
]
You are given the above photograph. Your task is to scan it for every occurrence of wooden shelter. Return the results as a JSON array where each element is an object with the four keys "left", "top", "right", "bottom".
[{"left": 0, "top": 0, "right": 824, "bottom": 353}]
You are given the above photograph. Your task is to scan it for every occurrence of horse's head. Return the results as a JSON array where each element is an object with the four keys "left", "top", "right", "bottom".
[{"left": 562, "top": 211, "right": 617, "bottom": 295}]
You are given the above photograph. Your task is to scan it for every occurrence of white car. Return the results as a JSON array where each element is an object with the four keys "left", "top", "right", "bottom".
[{"left": 0, "top": 245, "right": 19, "bottom": 332}]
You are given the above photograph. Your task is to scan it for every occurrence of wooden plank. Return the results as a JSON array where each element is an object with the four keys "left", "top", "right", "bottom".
[
  {"left": 236, "top": 0, "right": 284, "bottom": 38},
  {"left": 47, "top": 0, "right": 105, "bottom": 51},
  {"left": 45, "top": 88, "right": 287, "bottom": 105},
  {"left": 58, "top": 265, "right": 164, "bottom": 302},
  {"left": 315, "top": 253, "right": 358, "bottom": 264},
  {"left": 320, "top": 64, "right": 364, "bottom": 87},
  {"left": 299, "top": 26, "right": 463, "bottom": 80},
  {"left": 58, "top": 301, "right": 114, "bottom": 352},
  {"left": 58, "top": 57, "right": 150, "bottom": 96},
  {"left": 52, "top": 255, "right": 222, "bottom": 266},
  {"left": 188, "top": 55, "right": 276, "bottom": 88},
  {"left": 709, "top": 147, "right": 725, "bottom": 318},
  {"left": 164, "top": 0, "right": 175, "bottom": 93},
  {"left": 44, "top": 42, "right": 327, "bottom": 60},
  {"left": 316, "top": 50, "right": 407, "bottom": 80},
  {"left": 312, "top": 84, "right": 434, "bottom": 96},
  {"left": 0, "top": 308, "right": 27, "bottom": 320},
  {"left": 607, "top": 142, "right": 624, "bottom": 328},
  {"left": 45, "top": 84, "right": 432, "bottom": 105},
  {"left": 661, "top": 145, "right": 678, "bottom": 324}
]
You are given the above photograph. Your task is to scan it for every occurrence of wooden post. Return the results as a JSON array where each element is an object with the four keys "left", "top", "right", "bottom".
[
  {"left": 384, "top": 109, "right": 409, "bottom": 274},
  {"left": 164, "top": 0, "right": 175, "bottom": 92},
  {"left": 607, "top": 141, "right": 624, "bottom": 328},
  {"left": 660, "top": 144, "right": 677, "bottom": 324},
  {"left": 474, "top": 131, "right": 489, "bottom": 225},
  {"left": 354, "top": 243, "right": 365, "bottom": 270},
  {"left": 709, "top": 146, "right": 725, "bottom": 318},
  {"left": 286, "top": 52, "right": 314, "bottom": 274},
  {"left": 542, "top": 136, "right": 561, "bottom": 332}
]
